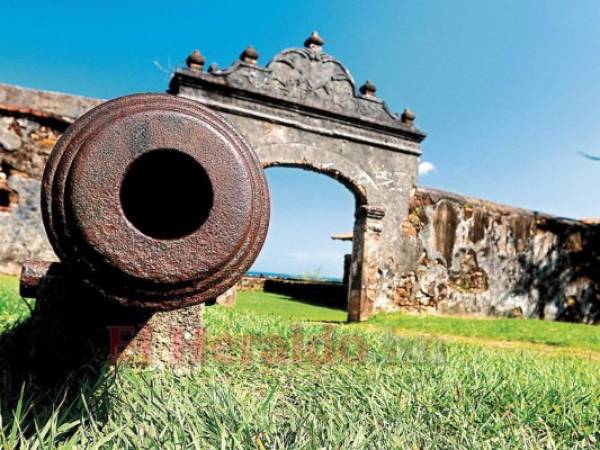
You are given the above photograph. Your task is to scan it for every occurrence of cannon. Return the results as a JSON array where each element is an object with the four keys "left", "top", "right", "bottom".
[{"left": 9, "top": 94, "right": 270, "bottom": 374}]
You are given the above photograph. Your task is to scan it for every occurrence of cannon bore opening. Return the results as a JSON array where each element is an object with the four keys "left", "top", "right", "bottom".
[{"left": 120, "top": 149, "right": 213, "bottom": 240}]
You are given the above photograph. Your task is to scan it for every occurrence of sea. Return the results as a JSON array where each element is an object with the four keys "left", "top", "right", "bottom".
[{"left": 246, "top": 270, "right": 342, "bottom": 283}]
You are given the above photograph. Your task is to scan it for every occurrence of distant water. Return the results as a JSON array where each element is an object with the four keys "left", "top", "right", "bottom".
[{"left": 246, "top": 270, "right": 343, "bottom": 283}]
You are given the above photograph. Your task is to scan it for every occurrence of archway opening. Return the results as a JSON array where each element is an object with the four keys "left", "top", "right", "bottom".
[{"left": 246, "top": 165, "right": 364, "bottom": 322}]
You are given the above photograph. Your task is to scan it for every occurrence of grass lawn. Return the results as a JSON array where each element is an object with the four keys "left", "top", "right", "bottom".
[
  {"left": 0, "top": 274, "right": 30, "bottom": 333},
  {"left": 364, "top": 310, "right": 600, "bottom": 354},
  {"left": 1, "top": 274, "right": 599, "bottom": 448},
  {"left": 235, "top": 290, "right": 347, "bottom": 322},
  {"left": 235, "top": 290, "right": 600, "bottom": 355}
]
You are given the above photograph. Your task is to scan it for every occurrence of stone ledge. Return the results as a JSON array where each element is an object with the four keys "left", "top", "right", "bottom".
[
  {"left": 0, "top": 83, "right": 103, "bottom": 124},
  {"left": 417, "top": 186, "right": 584, "bottom": 225}
]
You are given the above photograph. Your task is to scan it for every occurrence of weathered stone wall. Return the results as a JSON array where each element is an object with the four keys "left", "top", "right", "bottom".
[
  {"left": 238, "top": 276, "right": 266, "bottom": 292},
  {"left": 0, "top": 84, "right": 102, "bottom": 274},
  {"left": 0, "top": 173, "right": 56, "bottom": 274},
  {"left": 392, "top": 187, "right": 599, "bottom": 323}
]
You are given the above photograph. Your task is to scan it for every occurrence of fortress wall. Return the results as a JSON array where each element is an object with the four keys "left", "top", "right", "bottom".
[
  {"left": 0, "top": 84, "right": 102, "bottom": 274},
  {"left": 391, "top": 187, "right": 599, "bottom": 323},
  {"left": 1, "top": 83, "right": 598, "bottom": 323}
]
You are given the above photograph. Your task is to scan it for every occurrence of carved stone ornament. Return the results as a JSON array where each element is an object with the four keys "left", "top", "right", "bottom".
[{"left": 171, "top": 36, "right": 425, "bottom": 139}]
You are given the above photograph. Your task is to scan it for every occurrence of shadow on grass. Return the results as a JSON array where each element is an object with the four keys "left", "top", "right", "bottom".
[
  {"left": 276, "top": 294, "right": 347, "bottom": 313},
  {"left": 263, "top": 281, "right": 348, "bottom": 313},
  {"left": 0, "top": 315, "right": 116, "bottom": 443},
  {"left": 0, "top": 265, "right": 146, "bottom": 441}
]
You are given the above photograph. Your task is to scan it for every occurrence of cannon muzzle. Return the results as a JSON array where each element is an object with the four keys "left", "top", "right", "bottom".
[{"left": 25, "top": 93, "right": 269, "bottom": 311}]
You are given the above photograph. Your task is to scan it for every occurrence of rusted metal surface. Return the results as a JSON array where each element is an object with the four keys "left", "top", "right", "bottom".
[{"left": 27, "top": 93, "right": 269, "bottom": 311}]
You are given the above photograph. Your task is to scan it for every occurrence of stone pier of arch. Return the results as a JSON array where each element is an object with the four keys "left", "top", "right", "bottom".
[{"left": 0, "top": 32, "right": 598, "bottom": 323}]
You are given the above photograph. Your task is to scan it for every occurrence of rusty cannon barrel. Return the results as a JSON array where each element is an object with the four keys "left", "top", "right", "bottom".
[{"left": 21, "top": 93, "right": 270, "bottom": 311}]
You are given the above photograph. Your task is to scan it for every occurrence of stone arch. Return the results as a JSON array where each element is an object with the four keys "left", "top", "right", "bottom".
[
  {"left": 264, "top": 162, "right": 367, "bottom": 206},
  {"left": 258, "top": 143, "right": 374, "bottom": 207},
  {"left": 258, "top": 143, "right": 382, "bottom": 321},
  {"left": 171, "top": 32, "right": 425, "bottom": 320}
]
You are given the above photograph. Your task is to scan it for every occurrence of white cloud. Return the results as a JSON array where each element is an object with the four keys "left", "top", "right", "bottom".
[{"left": 418, "top": 161, "right": 436, "bottom": 175}]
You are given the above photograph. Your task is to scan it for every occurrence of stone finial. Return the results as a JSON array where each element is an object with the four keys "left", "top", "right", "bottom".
[
  {"left": 401, "top": 108, "right": 415, "bottom": 126},
  {"left": 304, "top": 31, "right": 324, "bottom": 50},
  {"left": 207, "top": 63, "right": 219, "bottom": 73},
  {"left": 186, "top": 49, "right": 205, "bottom": 71},
  {"left": 240, "top": 45, "right": 259, "bottom": 65},
  {"left": 359, "top": 80, "right": 377, "bottom": 97}
]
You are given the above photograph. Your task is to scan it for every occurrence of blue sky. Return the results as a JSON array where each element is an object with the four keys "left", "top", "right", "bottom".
[{"left": 2, "top": 0, "right": 599, "bottom": 277}]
